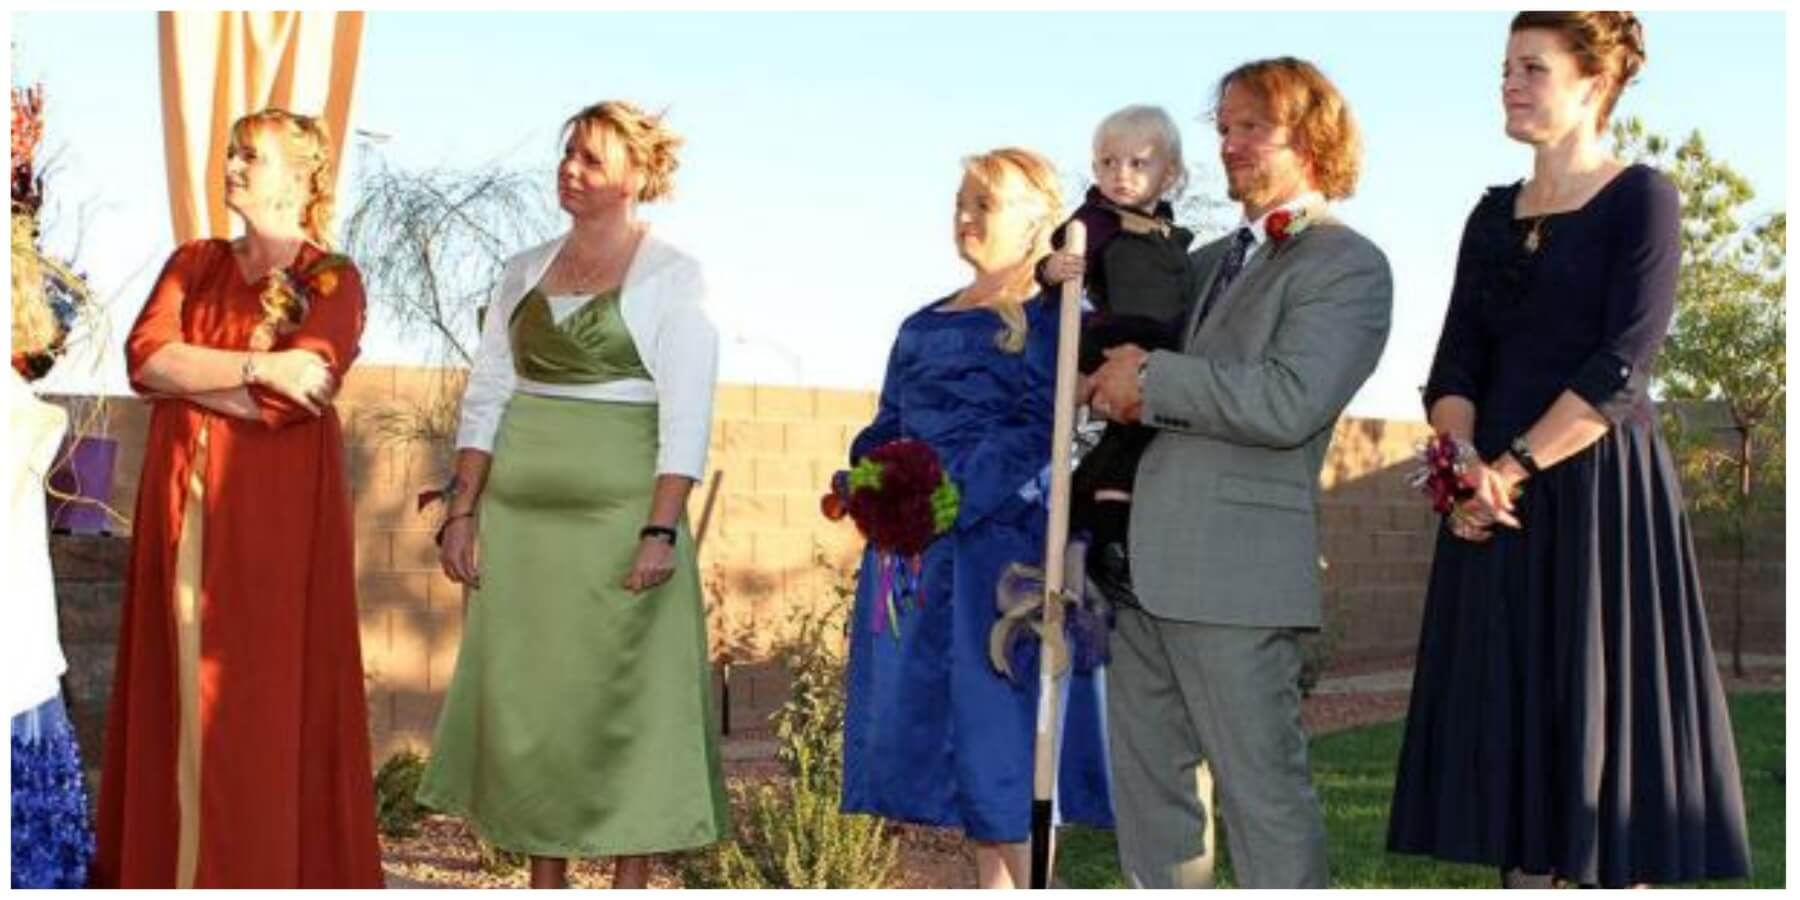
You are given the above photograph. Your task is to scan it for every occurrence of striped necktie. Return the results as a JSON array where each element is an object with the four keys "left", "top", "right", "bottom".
[{"left": 1195, "top": 227, "right": 1256, "bottom": 327}]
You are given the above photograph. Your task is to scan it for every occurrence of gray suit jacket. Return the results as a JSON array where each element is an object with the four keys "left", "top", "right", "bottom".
[{"left": 1129, "top": 209, "right": 1392, "bottom": 628}]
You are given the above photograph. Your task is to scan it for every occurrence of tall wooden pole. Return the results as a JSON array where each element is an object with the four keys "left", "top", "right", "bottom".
[{"left": 1029, "top": 221, "right": 1084, "bottom": 889}]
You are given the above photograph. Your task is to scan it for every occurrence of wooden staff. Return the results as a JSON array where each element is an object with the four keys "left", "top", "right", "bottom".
[{"left": 1029, "top": 220, "right": 1084, "bottom": 889}]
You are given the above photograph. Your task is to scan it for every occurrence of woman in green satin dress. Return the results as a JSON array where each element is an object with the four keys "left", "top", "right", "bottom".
[{"left": 419, "top": 101, "right": 727, "bottom": 889}]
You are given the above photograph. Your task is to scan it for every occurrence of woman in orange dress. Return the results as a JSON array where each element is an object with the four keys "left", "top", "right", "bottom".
[{"left": 90, "top": 109, "right": 383, "bottom": 888}]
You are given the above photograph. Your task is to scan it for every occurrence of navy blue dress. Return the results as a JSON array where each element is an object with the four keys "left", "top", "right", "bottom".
[
  {"left": 841, "top": 294, "right": 1114, "bottom": 841},
  {"left": 1387, "top": 165, "right": 1751, "bottom": 886}
]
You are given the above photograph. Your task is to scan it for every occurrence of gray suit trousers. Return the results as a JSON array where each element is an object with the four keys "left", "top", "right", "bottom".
[{"left": 1107, "top": 607, "right": 1327, "bottom": 888}]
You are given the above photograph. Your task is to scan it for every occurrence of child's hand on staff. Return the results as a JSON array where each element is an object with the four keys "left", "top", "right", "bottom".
[{"left": 1042, "top": 251, "right": 1085, "bottom": 285}]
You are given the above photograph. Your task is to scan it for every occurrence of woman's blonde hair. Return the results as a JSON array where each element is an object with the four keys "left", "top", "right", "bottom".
[
  {"left": 961, "top": 147, "right": 1063, "bottom": 354},
  {"left": 229, "top": 108, "right": 336, "bottom": 248},
  {"left": 1214, "top": 57, "right": 1363, "bottom": 200},
  {"left": 1093, "top": 104, "right": 1188, "bottom": 199},
  {"left": 562, "top": 100, "right": 684, "bottom": 203},
  {"left": 231, "top": 109, "right": 342, "bottom": 350}
]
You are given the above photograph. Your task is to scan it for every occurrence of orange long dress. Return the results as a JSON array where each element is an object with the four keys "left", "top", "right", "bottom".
[{"left": 91, "top": 239, "right": 383, "bottom": 888}]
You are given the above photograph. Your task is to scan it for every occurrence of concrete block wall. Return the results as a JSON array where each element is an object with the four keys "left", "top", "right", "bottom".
[
  {"left": 1316, "top": 417, "right": 1442, "bottom": 663},
  {"left": 46, "top": 366, "right": 1785, "bottom": 765},
  {"left": 49, "top": 535, "right": 128, "bottom": 783},
  {"left": 698, "top": 385, "right": 872, "bottom": 666}
]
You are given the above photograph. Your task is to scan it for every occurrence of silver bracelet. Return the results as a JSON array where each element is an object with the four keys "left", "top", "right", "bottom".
[{"left": 242, "top": 352, "right": 259, "bottom": 386}]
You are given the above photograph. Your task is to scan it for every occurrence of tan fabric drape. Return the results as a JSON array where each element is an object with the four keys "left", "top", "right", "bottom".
[{"left": 157, "top": 11, "right": 365, "bottom": 243}]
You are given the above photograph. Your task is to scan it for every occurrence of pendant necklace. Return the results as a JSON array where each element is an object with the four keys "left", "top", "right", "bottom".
[{"left": 1523, "top": 217, "right": 1547, "bottom": 254}]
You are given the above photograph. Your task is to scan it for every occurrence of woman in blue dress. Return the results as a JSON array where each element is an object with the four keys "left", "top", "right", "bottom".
[{"left": 840, "top": 147, "right": 1113, "bottom": 888}]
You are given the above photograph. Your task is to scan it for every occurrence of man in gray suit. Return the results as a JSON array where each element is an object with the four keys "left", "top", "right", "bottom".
[{"left": 1085, "top": 57, "right": 1392, "bottom": 888}]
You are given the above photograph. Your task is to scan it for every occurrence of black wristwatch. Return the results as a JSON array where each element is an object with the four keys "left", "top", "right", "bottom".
[
  {"left": 639, "top": 525, "right": 677, "bottom": 545},
  {"left": 1507, "top": 436, "right": 1542, "bottom": 477}
]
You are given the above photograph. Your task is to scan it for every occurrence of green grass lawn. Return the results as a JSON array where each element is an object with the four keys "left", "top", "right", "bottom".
[{"left": 1060, "top": 691, "right": 1784, "bottom": 889}]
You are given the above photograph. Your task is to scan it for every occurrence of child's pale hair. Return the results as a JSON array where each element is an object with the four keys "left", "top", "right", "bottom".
[{"left": 1092, "top": 104, "right": 1188, "bottom": 200}]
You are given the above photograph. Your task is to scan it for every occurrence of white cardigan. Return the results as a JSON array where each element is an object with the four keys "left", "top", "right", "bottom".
[{"left": 455, "top": 230, "right": 720, "bottom": 480}]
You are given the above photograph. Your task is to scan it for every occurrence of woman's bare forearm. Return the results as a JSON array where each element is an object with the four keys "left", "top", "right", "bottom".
[
  {"left": 1513, "top": 391, "right": 1613, "bottom": 471},
  {"left": 136, "top": 343, "right": 254, "bottom": 395},
  {"left": 447, "top": 448, "right": 494, "bottom": 517},
  {"left": 181, "top": 388, "right": 263, "bottom": 421},
  {"left": 646, "top": 474, "right": 695, "bottom": 529},
  {"left": 1427, "top": 396, "right": 1477, "bottom": 443}
]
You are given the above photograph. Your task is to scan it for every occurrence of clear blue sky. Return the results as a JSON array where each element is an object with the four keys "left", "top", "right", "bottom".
[{"left": 11, "top": 10, "right": 1788, "bottom": 419}]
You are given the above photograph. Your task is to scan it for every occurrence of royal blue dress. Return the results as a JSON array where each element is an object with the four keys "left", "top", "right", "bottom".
[{"left": 841, "top": 293, "right": 1114, "bottom": 842}]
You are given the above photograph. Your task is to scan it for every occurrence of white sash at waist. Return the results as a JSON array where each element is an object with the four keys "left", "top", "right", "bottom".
[{"left": 514, "top": 375, "right": 657, "bottom": 405}]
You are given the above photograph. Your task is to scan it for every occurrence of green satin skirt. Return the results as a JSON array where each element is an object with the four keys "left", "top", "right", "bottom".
[{"left": 417, "top": 394, "right": 729, "bottom": 856}]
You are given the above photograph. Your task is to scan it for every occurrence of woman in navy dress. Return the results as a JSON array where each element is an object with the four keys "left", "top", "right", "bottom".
[
  {"left": 1387, "top": 12, "right": 1751, "bottom": 888},
  {"left": 841, "top": 147, "right": 1113, "bottom": 888}
]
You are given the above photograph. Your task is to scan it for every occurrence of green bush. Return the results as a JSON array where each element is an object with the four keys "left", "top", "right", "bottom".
[
  {"left": 772, "top": 557, "right": 852, "bottom": 793},
  {"left": 679, "top": 750, "right": 898, "bottom": 889},
  {"left": 677, "top": 551, "right": 900, "bottom": 888},
  {"left": 373, "top": 750, "right": 430, "bottom": 838}
]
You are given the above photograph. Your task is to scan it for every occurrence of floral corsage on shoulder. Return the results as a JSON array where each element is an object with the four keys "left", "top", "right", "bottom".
[{"left": 250, "top": 251, "right": 353, "bottom": 351}]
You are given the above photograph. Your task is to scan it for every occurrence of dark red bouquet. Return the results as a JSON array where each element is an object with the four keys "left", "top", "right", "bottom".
[
  {"left": 822, "top": 438, "right": 960, "bottom": 636},
  {"left": 822, "top": 438, "right": 959, "bottom": 556}
]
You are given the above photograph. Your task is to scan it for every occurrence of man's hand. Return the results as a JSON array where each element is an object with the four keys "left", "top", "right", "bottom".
[{"left": 1090, "top": 344, "right": 1150, "bottom": 424}]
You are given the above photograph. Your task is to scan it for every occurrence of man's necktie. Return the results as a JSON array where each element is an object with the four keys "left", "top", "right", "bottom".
[{"left": 1194, "top": 227, "right": 1256, "bottom": 329}]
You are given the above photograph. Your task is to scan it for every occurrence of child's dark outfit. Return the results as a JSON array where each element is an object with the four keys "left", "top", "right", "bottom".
[{"left": 1039, "top": 187, "right": 1194, "bottom": 606}]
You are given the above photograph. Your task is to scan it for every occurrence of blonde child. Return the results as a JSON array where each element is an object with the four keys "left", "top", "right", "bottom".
[{"left": 1039, "top": 105, "right": 1195, "bottom": 608}]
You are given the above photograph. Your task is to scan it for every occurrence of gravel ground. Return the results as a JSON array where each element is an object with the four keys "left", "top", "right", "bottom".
[
  {"left": 379, "top": 680, "right": 1429, "bottom": 889},
  {"left": 381, "top": 662, "right": 1783, "bottom": 888}
]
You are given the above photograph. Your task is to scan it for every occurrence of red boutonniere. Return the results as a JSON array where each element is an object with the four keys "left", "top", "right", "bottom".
[{"left": 1264, "top": 207, "right": 1311, "bottom": 246}]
